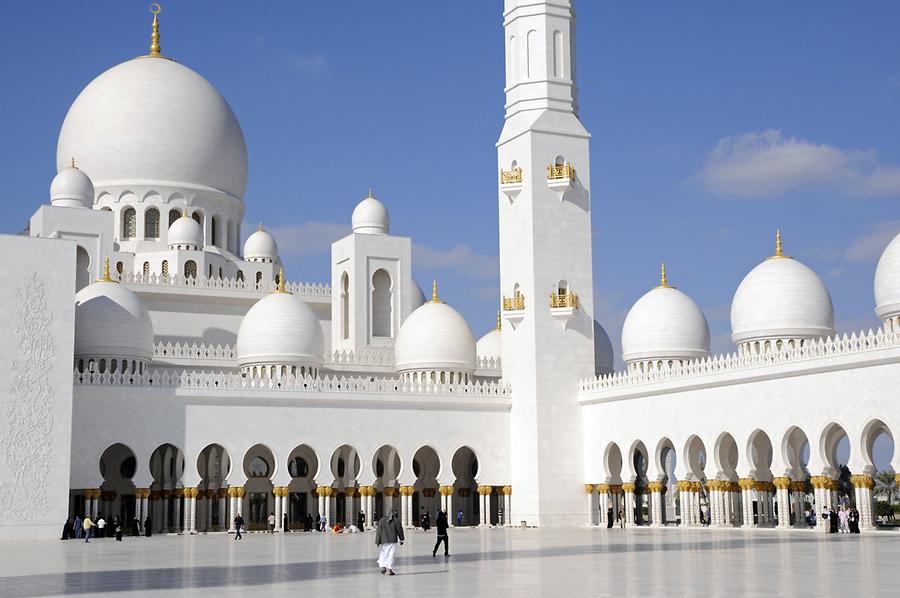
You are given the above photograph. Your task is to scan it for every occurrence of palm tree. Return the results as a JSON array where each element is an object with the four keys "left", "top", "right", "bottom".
[{"left": 874, "top": 470, "right": 897, "bottom": 503}]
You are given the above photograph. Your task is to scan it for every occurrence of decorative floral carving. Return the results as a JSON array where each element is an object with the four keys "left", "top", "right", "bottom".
[{"left": 1, "top": 274, "right": 54, "bottom": 519}]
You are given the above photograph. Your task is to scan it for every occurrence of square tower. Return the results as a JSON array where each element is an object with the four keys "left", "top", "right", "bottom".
[{"left": 499, "top": 0, "right": 596, "bottom": 526}]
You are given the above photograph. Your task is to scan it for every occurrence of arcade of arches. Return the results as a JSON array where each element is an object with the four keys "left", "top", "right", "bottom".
[
  {"left": 588, "top": 421, "right": 896, "bottom": 532},
  {"left": 73, "top": 444, "right": 512, "bottom": 533}
]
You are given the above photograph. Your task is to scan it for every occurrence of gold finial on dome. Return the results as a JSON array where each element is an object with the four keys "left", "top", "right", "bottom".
[
  {"left": 368, "top": 187, "right": 375, "bottom": 199},
  {"left": 182, "top": 208, "right": 188, "bottom": 218},
  {"left": 148, "top": 4, "right": 163, "bottom": 58},
  {"left": 656, "top": 262, "right": 672, "bottom": 289},
  {"left": 70, "top": 156, "right": 77, "bottom": 169},
  {"left": 768, "top": 229, "right": 791, "bottom": 260},
  {"left": 95, "top": 257, "right": 117, "bottom": 283},
  {"left": 274, "top": 267, "right": 290, "bottom": 294},
  {"left": 259, "top": 222, "right": 264, "bottom": 232},
  {"left": 496, "top": 310, "right": 502, "bottom": 331},
  {"left": 428, "top": 279, "right": 444, "bottom": 303}
]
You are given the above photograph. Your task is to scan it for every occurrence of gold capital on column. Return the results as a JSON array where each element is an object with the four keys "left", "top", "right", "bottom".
[
  {"left": 584, "top": 484, "right": 594, "bottom": 494},
  {"left": 597, "top": 483, "right": 609, "bottom": 493},
  {"left": 738, "top": 478, "right": 755, "bottom": 491},
  {"left": 344, "top": 487, "right": 357, "bottom": 497},
  {"left": 789, "top": 481, "right": 806, "bottom": 492},
  {"left": 501, "top": 485, "right": 512, "bottom": 496},
  {"left": 477, "top": 485, "right": 493, "bottom": 496},
  {"left": 622, "top": 482, "right": 636, "bottom": 493},
  {"left": 690, "top": 481, "right": 701, "bottom": 492},
  {"left": 646, "top": 481, "right": 664, "bottom": 493},
  {"left": 809, "top": 475, "right": 831, "bottom": 489},
  {"left": 773, "top": 477, "right": 792, "bottom": 490},
  {"left": 383, "top": 486, "right": 396, "bottom": 497},
  {"left": 850, "top": 474, "right": 875, "bottom": 489},
  {"left": 400, "top": 486, "right": 416, "bottom": 497}
]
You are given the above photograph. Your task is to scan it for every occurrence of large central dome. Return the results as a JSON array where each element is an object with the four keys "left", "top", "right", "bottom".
[{"left": 56, "top": 57, "right": 248, "bottom": 200}]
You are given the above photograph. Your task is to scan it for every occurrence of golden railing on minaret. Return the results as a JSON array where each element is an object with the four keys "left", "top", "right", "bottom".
[
  {"left": 503, "top": 291, "right": 526, "bottom": 312},
  {"left": 546, "top": 163, "right": 575, "bottom": 180},
  {"left": 550, "top": 289, "right": 578, "bottom": 309},
  {"left": 500, "top": 167, "right": 523, "bottom": 184}
]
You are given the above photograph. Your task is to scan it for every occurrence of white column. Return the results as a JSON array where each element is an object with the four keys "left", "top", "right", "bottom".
[
  {"left": 219, "top": 493, "right": 227, "bottom": 531},
  {"left": 852, "top": 476, "right": 875, "bottom": 529},
  {"left": 188, "top": 491, "right": 198, "bottom": 534},
  {"left": 345, "top": 490, "right": 355, "bottom": 528},
  {"left": 318, "top": 491, "right": 326, "bottom": 522},
  {"left": 274, "top": 489, "right": 283, "bottom": 532},
  {"left": 228, "top": 494, "right": 238, "bottom": 532},
  {"left": 504, "top": 490, "right": 512, "bottom": 526},
  {"left": 585, "top": 485, "right": 595, "bottom": 525},
  {"left": 140, "top": 494, "right": 148, "bottom": 526},
  {"left": 774, "top": 479, "right": 791, "bottom": 529},
  {"left": 623, "top": 485, "right": 635, "bottom": 527},
  {"left": 648, "top": 483, "right": 664, "bottom": 527}
]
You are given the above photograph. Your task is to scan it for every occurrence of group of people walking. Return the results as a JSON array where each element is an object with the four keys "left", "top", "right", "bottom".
[
  {"left": 822, "top": 505, "right": 861, "bottom": 534},
  {"left": 62, "top": 514, "right": 152, "bottom": 542}
]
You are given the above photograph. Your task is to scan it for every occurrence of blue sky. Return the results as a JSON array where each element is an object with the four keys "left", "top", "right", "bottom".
[{"left": 1, "top": 1, "right": 898, "bottom": 462}]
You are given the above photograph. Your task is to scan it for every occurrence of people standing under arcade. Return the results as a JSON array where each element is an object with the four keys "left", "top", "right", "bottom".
[
  {"left": 114, "top": 516, "right": 123, "bottom": 541},
  {"left": 132, "top": 516, "right": 140, "bottom": 537},
  {"left": 421, "top": 508, "right": 430, "bottom": 531},
  {"left": 607, "top": 506, "right": 614, "bottom": 529},
  {"left": 96, "top": 514, "right": 106, "bottom": 538},
  {"left": 268, "top": 512, "right": 276, "bottom": 533},
  {"left": 618, "top": 508, "right": 625, "bottom": 529},
  {"left": 456, "top": 510, "right": 463, "bottom": 527},
  {"left": 61, "top": 518, "right": 72, "bottom": 540},
  {"left": 144, "top": 515, "right": 152, "bottom": 537},
  {"left": 839, "top": 506, "right": 850, "bottom": 533},
  {"left": 375, "top": 509, "right": 404, "bottom": 576},
  {"left": 849, "top": 507, "right": 860, "bottom": 533},
  {"left": 432, "top": 509, "right": 449, "bottom": 558},
  {"left": 829, "top": 507, "right": 838, "bottom": 534},
  {"left": 82, "top": 515, "right": 95, "bottom": 543},
  {"left": 357, "top": 509, "right": 366, "bottom": 532},
  {"left": 282, "top": 511, "right": 288, "bottom": 533},
  {"left": 74, "top": 515, "right": 83, "bottom": 539}
]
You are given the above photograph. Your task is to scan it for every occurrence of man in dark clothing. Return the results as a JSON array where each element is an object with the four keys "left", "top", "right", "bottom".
[
  {"left": 607, "top": 507, "right": 614, "bottom": 528},
  {"left": 829, "top": 507, "right": 839, "bottom": 534},
  {"left": 357, "top": 510, "right": 366, "bottom": 531},
  {"left": 144, "top": 516, "right": 152, "bottom": 537},
  {"left": 283, "top": 512, "right": 289, "bottom": 533},
  {"left": 234, "top": 513, "right": 244, "bottom": 540},
  {"left": 432, "top": 510, "right": 450, "bottom": 557},
  {"left": 421, "top": 509, "right": 430, "bottom": 531}
]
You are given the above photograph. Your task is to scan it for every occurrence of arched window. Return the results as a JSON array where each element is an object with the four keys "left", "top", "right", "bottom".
[
  {"left": 371, "top": 269, "right": 392, "bottom": 338},
  {"left": 288, "top": 457, "right": 309, "bottom": 478},
  {"left": 256, "top": 272, "right": 263, "bottom": 284},
  {"left": 116, "top": 262, "right": 124, "bottom": 275},
  {"left": 218, "top": 267, "right": 223, "bottom": 279},
  {"left": 236, "top": 269, "right": 244, "bottom": 282},
  {"left": 75, "top": 246, "right": 91, "bottom": 292},
  {"left": 142, "top": 262, "right": 150, "bottom": 277},
  {"left": 122, "top": 208, "right": 136, "bottom": 239},
  {"left": 168, "top": 209, "right": 180, "bottom": 228},
  {"left": 161, "top": 260, "right": 169, "bottom": 278},
  {"left": 184, "top": 260, "right": 197, "bottom": 278},
  {"left": 248, "top": 457, "right": 269, "bottom": 478},
  {"left": 144, "top": 208, "right": 160, "bottom": 239},
  {"left": 191, "top": 211, "right": 202, "bottom": 226},
  {"left": 208, "top": 264, "right": 213, "bottom": 278},
  {"left": 211, "top": 217, "right": 218, "bottom": 247},
  {"left": 341, "top": 272, "right": 350, "bottom": 340}
]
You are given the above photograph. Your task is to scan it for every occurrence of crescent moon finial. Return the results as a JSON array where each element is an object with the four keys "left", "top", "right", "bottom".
[{"left": 150, "top": 3, "right": 162, "bottom": 15}]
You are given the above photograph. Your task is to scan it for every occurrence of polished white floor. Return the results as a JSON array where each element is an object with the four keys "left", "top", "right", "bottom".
[{"left": 0, "top": 526, "right": 896, "bottom": 597}]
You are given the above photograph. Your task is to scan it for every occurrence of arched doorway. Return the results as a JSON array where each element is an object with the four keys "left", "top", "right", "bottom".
[
  {"left": 331, "top": 444, "right": 361, "bottom": 525},
  {"left": 287, "top": 444, "right": 319, "bottom": 530},
  {"left": 149, "top": 443, "right": 185, "bottom": 533},
  {"left": 683, "top": 435, "right": 707, "bottom": 525},
  {"left": 413, "top": 446, "right": 441, "bottom": 526},
  {"left": 372, "top": 445, "right": 402, "bottom": 520},
  {"left": 243, "top": 444, "right": 276, "bottom": 530},
  {"left": 197, "top": 444, "right": 230, "bottom": 531},
  {"left": 628, "top": 440, "right": 649, "bottom": 525},
  {"left": 99, "top": 443, "right": 137, "bottom": 531},
  {"left": 451, "top": 446, "right": 479, "bottom": 526}
]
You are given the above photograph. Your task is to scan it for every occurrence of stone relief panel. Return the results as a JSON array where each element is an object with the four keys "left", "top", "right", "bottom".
[{"left": 0, "top": 274, "right": 54, "bottom": 518}]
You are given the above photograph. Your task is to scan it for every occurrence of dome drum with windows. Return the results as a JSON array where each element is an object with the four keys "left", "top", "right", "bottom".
[{"left": 74, "top": 258, "right": 155, "bottom": 376}]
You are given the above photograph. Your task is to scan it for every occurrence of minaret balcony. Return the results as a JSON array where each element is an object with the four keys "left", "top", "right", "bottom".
[
  {"left": 550, "top": 289, "right": 578, "bottom": 327},
  {"left": 502, "top": 292, "right": 526, "bottom": 329},
  {"left": 546, "top": 163, "right": 575, "bottom": 201},
  {"left": 500, "top": 167, "right": 523, "bottom": 202}
]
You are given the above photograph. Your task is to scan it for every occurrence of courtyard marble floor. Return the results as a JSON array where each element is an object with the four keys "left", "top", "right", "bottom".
[{"left": 0, "top": 526, "right": 896, "bottom": 597}]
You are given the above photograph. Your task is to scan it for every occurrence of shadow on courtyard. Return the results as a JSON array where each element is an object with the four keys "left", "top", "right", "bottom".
[{"left": 0, "top": 533, "right": 834, "bottom": 597}]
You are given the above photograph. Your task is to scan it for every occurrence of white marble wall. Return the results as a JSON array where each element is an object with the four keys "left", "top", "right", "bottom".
[{"left": 0, "top": 234, "right": 75, "bottom": 539}]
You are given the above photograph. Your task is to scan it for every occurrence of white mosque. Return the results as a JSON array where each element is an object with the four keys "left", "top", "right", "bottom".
[{"left": 1, "top": 1, "right": 898, "bottom": 541}]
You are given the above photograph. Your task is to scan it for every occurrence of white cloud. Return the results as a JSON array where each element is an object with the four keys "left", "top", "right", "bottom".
[
  {"left": 844, "top": 220, "right": 900, "bottom": 262},
  {"left": 263, "top": 222, "right": 349, "bottom": 255},
  {"left": 292, "top": 54, "right": 325, "bottom": 72},
  {"left": 412, "top": 243, "right": 499, "bottom": 280},
  {"left": 695, "top": 129, "right": 900, "bottom": 199}
]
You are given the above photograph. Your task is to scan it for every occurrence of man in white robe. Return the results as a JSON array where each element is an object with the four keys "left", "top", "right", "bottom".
[{"left": 375, "top": 510, "right": 405, "bottom": 575}]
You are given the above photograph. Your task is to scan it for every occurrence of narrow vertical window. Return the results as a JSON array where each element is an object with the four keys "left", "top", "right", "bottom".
[
  {"left": 144, "top": 208, "right": 160, "bottom": 239},
  {"left": 526, "top": 30, "right": 537, "bottom": 78},
  {"left": 122, "top": 208, "right": 136, "bottom": 239},
  {"left": 371, "top": 269, "right": 393, "bottom": 338},
  {"left": 553, "top": 30, "right": 563, "bottom": 78},
  {"left": 341, "top": 272, "right": 350, "bottom": 340}
]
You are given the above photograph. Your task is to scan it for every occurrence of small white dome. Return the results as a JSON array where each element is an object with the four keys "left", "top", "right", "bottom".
[
  {"left": 594, "top": 320, "right": 614, "bottom": 376},
  {"left": 476, "top": 327, "right": 501, "bottom": 361},
  {"left": 75, "top": 277, "right": 154, "bottom": 362},
  {"left": 731, "top": 238, "right": 834, "bottom": 345},
  {"left": 57, "top": 56, "right": 247, "bottom": 201},
  {"left": 351, "top": 191, "right": 389, "bottom": 235},
  {"left": 621, "top": 268, "right": 710, "bottom": 365},
  {"left": 167, "top": 214, "right": 203, "bottom": 249},
  {"left": 395, "top": 286, "right": 476, "bottom": 374},
  {"left": 411, "top": 283, "right": 426, "bottom": 310},
  {"left": 50, "top": 163, "right": 94, "bottom": 208},
  {"left": 874, "top": 232, "right": 900, "bottom": 322},
  {"left": 237, "top": 290, "right": 324, "bottom": 369},
  {"left": 243, "top": 227, "right": 279, "bottom": 262}
]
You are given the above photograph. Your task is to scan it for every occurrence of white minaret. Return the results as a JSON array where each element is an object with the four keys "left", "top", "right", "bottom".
[{"left": 498, "top": 0, "right": 595, "bottom": 526}]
